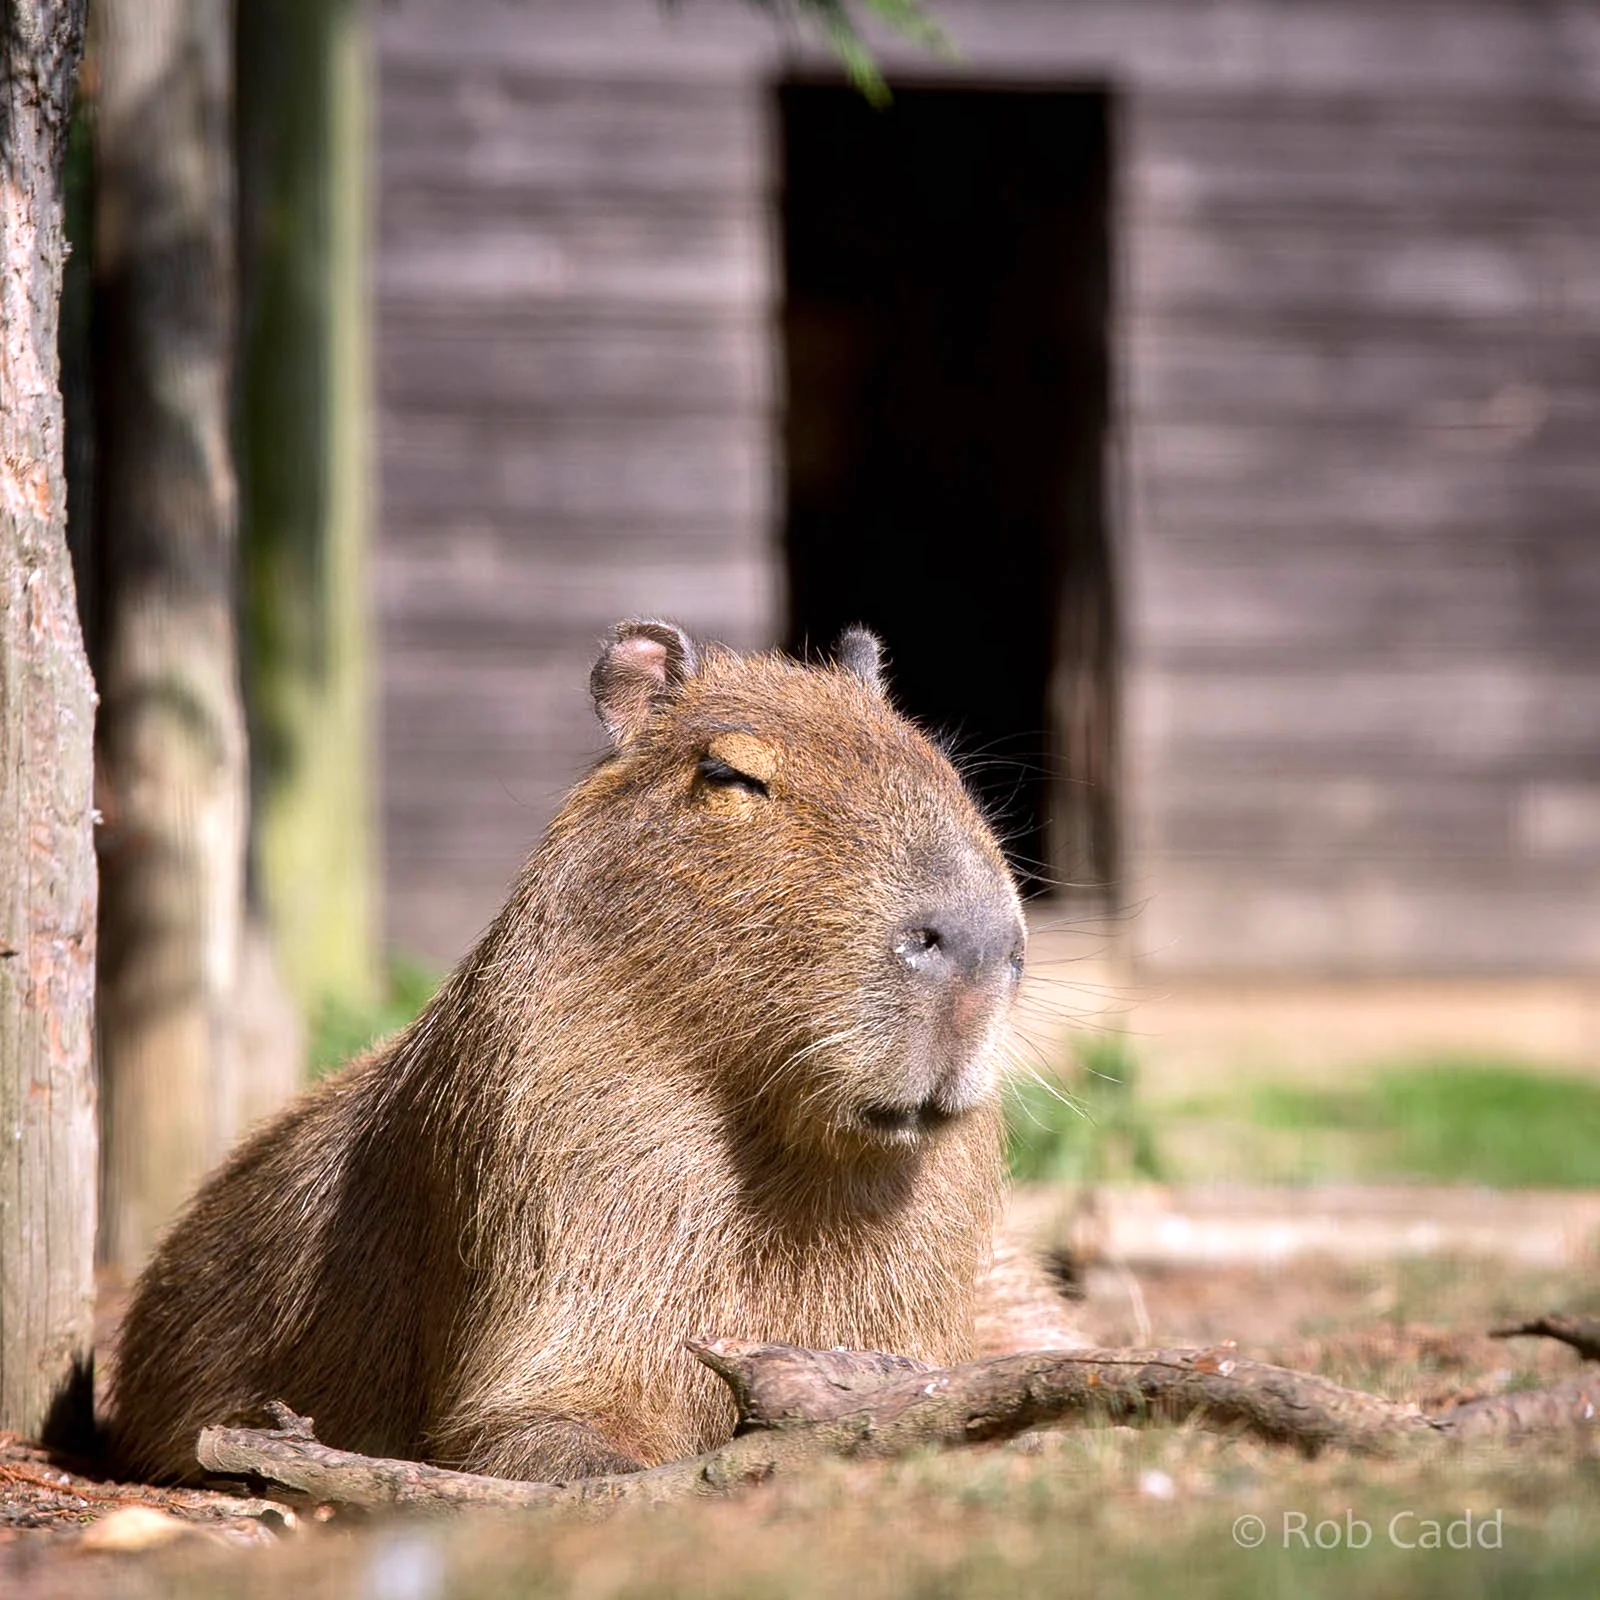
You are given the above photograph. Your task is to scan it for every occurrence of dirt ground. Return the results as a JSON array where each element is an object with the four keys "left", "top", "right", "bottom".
[{"left": 4, "top": 1191, "right": 1598, "bottom": 1600}]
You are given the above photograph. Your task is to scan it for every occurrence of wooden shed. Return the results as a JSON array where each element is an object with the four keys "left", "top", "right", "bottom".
[{"left": 374, "top": 0, "right": 1600, "bottom": 1049}]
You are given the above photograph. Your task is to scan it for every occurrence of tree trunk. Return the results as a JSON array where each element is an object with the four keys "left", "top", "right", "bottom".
[
  {"left": 237, "top": 0, "right": 378, "bottom": 1031},
  {"left": 90, "top": 0, "right": 247, "bottom": 1275},
  {"left": 0, "top": 0, "right": 98, "bottom": 1446}
]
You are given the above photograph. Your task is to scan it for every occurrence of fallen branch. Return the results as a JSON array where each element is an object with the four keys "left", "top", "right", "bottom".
[
  {"left": 1438, "top": 1375, "right": 1597, "bottom": 1439},
  {"left": 197, "top": 1398, "right": 929, "bottom": 1516},
  {"left": 195, "top": 1337, "right": 1598, "bottom": 1516},
  {"left": 198, "top": 1402, "right": 567, "bottom": 1511},
  {"left": 692, "top": 1339, "right": 1438, "bottom": 1454},
  {"left": 686, "top": 1340, "right": 934, "bottom": 1425},
  {"left": 1491, "top": 1313, "right": 1600, "bottom": 1363}
]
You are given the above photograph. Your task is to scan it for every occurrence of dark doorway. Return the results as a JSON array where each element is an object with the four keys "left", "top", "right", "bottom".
[{"left": 777, "top": 82, "right": 1117, "bottom": 897}]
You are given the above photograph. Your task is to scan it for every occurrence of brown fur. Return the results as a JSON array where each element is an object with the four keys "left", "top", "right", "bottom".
[{"left": 109, "top": 624, "right": 1038, "bottom": 1483}]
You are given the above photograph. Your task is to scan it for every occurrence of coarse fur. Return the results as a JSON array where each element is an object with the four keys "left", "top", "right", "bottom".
[{"left": 109, "top": 624, "right": 1034, "bottom": 1483}]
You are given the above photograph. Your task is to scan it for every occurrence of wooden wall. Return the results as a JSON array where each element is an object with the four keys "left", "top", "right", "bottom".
[
  {"left": 1122, "top": 85, "right": 1600, "bottom": 975},
  {"left": 375, "top": 0, "right": 1600, "bottom": 977},
  {"left": 376, "top": 4, "right": 781, "bottom": 960}
]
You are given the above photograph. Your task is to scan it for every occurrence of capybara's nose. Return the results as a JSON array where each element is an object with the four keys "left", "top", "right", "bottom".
[{"left": 892, "top": 894, "right": 1025, "bottom": 989}]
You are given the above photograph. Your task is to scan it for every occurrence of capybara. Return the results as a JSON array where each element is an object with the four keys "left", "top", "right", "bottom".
[{"left": 109, "top": 620, "right": 1048, "bottom": 1483}]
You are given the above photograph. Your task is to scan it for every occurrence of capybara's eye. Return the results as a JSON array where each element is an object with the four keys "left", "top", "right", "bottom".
[{"left": 696, "top": 755, "right": 768, "bottom": 798}]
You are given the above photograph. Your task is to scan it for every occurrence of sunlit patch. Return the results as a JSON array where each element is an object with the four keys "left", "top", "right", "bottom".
[{"left": 706, "top": 731, "right": 779, "bottom": 787}]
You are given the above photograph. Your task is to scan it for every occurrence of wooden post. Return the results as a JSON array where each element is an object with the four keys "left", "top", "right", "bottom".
[
  {"left": 238, "top": 0, "right": 379, "bottom": 1025},
  {"left": 0, "top": 0, "right": 98, "bottom": 1445},
  {"left": 91, "top": 0, "right": 249, "bottom": 1273}
]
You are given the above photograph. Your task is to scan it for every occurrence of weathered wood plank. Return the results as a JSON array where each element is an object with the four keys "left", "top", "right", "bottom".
[
  {"left": 378, "top": 310, "right": 769, "bottom": 415},
  {"left": 382, "top": 653, "right": 589, "bottom": 740},
  {"left": 1126, "top": 320, "right": 1600, "bottom": 425},
  {"left": 379, "top": 754, "right": 600, "bottom": 809},
  {"left": 1129, "top": 665, "right": 1600, "bottom": 776},
  {"left": 378, "top": 512, "right": 760, "bottom": 558},
  {"left": 379, "top": 558, "right": 774, "bottom": 657},
  {"left": 379, "top": 199, "right": 766, "bottom": 310},
  {"left": 378, "top": 0, "right": 1600, "bottom": 100},
  {"left": 1139, "top": 864, "right": 1600, "bottom": 977},
  {"left": 1513, "top": 781, "right": 1600, "bottom": 863},
  {"left": 1137, "top": 416, "right": 1600, "bottom": 476},
  {"left": 378, "top": 413, "right": 769, "bottom": 521},
  {"left": 381, "top": 761, "right": 601, "bottom": 836},
  {"left": 378, "top": 0, "right": 777, "bottom": 79},
  {"left": 1130, "top": 93, "right": 1600, "bottom": 219},
  {"left": 1129, "top": 421, "right": 1600, "bottom": 535},
  {"left": 926, "top": 0, "right": 1600, "bottom": 99},
  {"left": 1127, "top": 215, "right": 1600, "bottom": 324},
  {"left": 1153, "top": 773, "right": 1518, "bottom": 862},
  {"left": 380, "top": 68, "right": 762, "bottom": 196},
  {"left": 1131, "top": 531, "right": 1600, "bottom": 661}
]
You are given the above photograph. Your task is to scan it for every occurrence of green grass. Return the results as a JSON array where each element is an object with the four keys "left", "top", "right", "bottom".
[
  {"left": 1016, "top": 1049, "right": 1600, "bottom": 1191},
  {"left": 1246, "top": 1060, "right": 1600, "bottom": 1188},
  {"left": 1006, "top": 1037, "right": 1166, "bottom": 1185},
  {"left": 308, "top": 956, "right": 441, "bottom": 1077}
]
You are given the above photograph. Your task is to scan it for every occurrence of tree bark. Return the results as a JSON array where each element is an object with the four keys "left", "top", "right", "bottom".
[
  {"left": 90, "top": 0, "right": 247, "bottom": 1273},
  {"left": 0, "top": 0, "right": 98, "bottom": 1446}
]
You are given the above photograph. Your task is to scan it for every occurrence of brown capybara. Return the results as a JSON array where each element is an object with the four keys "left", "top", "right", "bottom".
[{"left": 109, "top": 620, "right": 1054, "bottom": 1483}]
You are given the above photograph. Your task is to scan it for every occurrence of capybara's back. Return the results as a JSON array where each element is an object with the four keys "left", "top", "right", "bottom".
[{"left": 109, "top": 621, "right": 1031, "bottom": 1482}]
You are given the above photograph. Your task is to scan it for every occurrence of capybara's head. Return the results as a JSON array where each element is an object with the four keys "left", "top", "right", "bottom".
[{"left": 538, "top": 619, "right": 1025, "bottom": 1164}]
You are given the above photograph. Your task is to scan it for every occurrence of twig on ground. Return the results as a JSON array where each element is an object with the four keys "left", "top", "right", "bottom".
[
  {"left": 1491, "top": 1314, "right": 1600, "bottom": 1363},
  {"left": 692, "top": 1339, "right": 1439, "bottom": 1453},
  {"left": 1439, "top": 1375, "right": 1597, "bottom": 1438}
]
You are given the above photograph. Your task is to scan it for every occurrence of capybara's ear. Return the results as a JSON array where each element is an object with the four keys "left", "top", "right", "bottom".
[
  {"left": 590, "top": 619, "right": 701, "bottom": 748},
  {"left": 833, "top": 625, "right": 885, "bottom": 694}
]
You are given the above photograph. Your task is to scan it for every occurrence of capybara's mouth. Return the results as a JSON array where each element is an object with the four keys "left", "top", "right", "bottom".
[{"left": 857, "top": 1098, "right": 959, "bottom": 1141}]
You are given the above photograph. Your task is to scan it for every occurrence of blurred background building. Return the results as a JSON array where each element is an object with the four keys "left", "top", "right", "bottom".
[{"left": 374, "top": 0, "right": 1600, "bottom": 1072}]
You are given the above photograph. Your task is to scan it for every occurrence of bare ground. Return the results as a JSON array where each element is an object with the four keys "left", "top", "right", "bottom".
[{"left": 5, "top": 1188, "right": 1599, "bottom": 1599}]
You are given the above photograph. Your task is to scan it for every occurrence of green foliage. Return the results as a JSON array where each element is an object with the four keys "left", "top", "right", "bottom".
[
  {"left": 309, "top": 956, "right": 440, "bottom": 1077},
  {"left": 1248, "top": 1059, "right": 1600, "bottom": 1189},
  {"left": 1006, "top": 1037, "right": 1166, "bottom": 1185},
  {"left": 738, "top": 0, "right": 954, "bottom": 102}
]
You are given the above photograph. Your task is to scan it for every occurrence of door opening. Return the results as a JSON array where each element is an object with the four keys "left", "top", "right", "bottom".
[{"left": 778, "top": 81, "right": 1117, "bottom": 897}]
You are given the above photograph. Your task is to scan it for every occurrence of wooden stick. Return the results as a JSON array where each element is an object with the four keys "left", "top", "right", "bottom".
[
  {"left": 1439, "top": 1375, "right": 1598, "bottom": 1439},
  {"left": 194, "top": 1337, "right": 1599, "bottom": 1515},
  {"left": 691, "top": 1339, "right": 1438, "bottom": 1455},
  {"left": 1491, "top": 1313, "right": 1600, "bottom": 1363}
]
